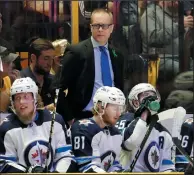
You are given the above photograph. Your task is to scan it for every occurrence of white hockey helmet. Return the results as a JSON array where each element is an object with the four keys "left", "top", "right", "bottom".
[
  {"left": 93, "top": 86, "right": 126, "bottom": 110},
  {"left": 128, "top": 83, "right": 160, "bottom": 111},
  {"left": 10, "top": 77, "right": 38, "bottom": 103}
]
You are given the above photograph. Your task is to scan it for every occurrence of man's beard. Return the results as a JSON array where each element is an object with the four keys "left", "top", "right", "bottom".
[
  {"left": 16, "top": 109, "right": 35, "bottom": 125},
  {"left": 34, "top": 63, "right": 49, "bottom": 76}
]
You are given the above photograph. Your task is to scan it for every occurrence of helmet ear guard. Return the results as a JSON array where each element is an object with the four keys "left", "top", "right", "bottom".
[{"left": 132, "top": 99, "right": 139, "bottom": 109}]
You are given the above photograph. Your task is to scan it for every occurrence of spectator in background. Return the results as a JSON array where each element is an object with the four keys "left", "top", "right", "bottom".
[
  {"left": 22, "top": 0, "right": 70, "bottom": 40},
  {"left": 5, "top": 14, "right": 30, "bottom": 51},
  {"left": 119, "top": 0, "right": 138, "bottom": 27},
  {"left": 20, "top": 38, "right": 55, "bottom": 111},
  {"left": 110, "top": 0, "right": 140, "bottom": 55},
  {"left": 8, "top": 56, "right": 22, "bottom": 84},
  {"left": 118, "top": 0, "right": 139, "bottom": 50},
  {"left": 184, "top": 1, "right": 194, "bottom": 15},
  {"left": 0, "top": 46, "right": 19, "bottom": 112},
  {"left": 108, "top": 0, "right": 138, "bottom": 41},
  {"left": 165, "top": 71, "right": 194, "bottom": 114},
  {"left": 0, "top": 12, "right": 23, "bottom": 85},
  {"left": 57, "top": 8, "right": 124, "bottom": 126},
  {"left": 51, "top": 39, "right": 69, "bottom": 101},
  {"left": 0, "top": 13, "right": 15, "bottom": 52},
  {"left": 140, "top": 0, "right": 194, "bottom": 79},
  {"left": 51, "top": 39, "right": 68, "bottom": 75}
]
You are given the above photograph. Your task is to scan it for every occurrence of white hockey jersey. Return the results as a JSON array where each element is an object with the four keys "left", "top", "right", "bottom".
[
  {"left": 0, "top": 109, "right": 75, "bottom": 172},
  {"left": 120, "top": 117, "right": 175, "bottom": 172},
  {"left": 71, "top": 118, "right": 123, "bottom": 173}
]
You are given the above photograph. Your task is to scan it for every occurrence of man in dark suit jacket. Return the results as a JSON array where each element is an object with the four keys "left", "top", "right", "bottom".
[{"left": 57, "top": 8, "right": 124, "bottom": 125}]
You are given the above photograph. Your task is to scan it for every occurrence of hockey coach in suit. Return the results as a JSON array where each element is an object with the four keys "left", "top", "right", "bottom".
[{"left": 57, "top": 8, "right": 125, "bottom": 126}]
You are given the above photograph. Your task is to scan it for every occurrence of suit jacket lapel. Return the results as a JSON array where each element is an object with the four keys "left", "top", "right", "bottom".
[
  {"left": 84, "top": 38, "right": 95, "bottom": 81},
  {"left": 85, "top": 38, "right": 94, "bottom": 61}
]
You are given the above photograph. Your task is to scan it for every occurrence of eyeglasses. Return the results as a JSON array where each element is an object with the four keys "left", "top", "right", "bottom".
[{"left": 91, "top": 24, "right": 113, "bottom": 30}]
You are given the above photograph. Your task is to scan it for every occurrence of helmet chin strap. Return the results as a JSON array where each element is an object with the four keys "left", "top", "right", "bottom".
[
  {"left": 94, "top": 105, "right": 109, "bottom": 128},
  {"left": 94, "top": 107, "right": 104, "bottom": 119}
]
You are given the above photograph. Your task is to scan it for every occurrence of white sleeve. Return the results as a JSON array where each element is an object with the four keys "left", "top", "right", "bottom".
[
  {"left": 0, "top": 131, "right": 17, "bottom": 162},
  {"left": 53, "top": 123, "right": 76, "bottom": 172},
  {"left": 160, "top": 134, "right": 175, "bottom": 172},
  {"left": 0, "top": 131, "right": 27, "bottom": 173},
  {"left": 123, "top": 119, "right": 147, "bottom": 151}
]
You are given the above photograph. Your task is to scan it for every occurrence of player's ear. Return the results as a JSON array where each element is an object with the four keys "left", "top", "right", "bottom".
[
  {"left": 132, "top": 99, "right": 139, "bottom": 108},
  {"left": 30, "top": 54, "right": 37, "bottom": 63}
]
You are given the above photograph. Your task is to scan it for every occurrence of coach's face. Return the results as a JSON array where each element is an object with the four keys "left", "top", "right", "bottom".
[{"left": 90, "top": 12, "right": 114, "bottom": 46}]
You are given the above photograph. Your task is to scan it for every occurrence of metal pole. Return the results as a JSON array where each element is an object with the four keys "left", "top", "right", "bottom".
[{"left": 71, "top": 1, "right": 79, "bottom": 44}]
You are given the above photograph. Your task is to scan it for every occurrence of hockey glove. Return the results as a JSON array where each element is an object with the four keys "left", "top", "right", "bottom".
[
  {"left": 27, "top": 165, "right": 45, "bottom": 173},
  {"left": 135, "top": 96, "right": 160, "bottom": 124}
]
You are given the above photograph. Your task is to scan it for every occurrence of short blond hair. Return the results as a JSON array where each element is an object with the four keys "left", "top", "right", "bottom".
[
  {"left": 92, "top": 107, "right": 98, "bottom": 116},
  {"left": 90, "top": 8, "right": 113, "bottom": 24},
  {"left": 52, "top": 39, "right": 68, "bottom": 57}
]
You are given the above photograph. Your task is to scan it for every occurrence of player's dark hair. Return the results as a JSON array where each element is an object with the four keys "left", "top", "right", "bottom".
[{"left": 28, "top": 38, "right": 54, "bottom": 61}]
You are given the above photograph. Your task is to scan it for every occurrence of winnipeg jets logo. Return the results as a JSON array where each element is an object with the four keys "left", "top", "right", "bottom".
[
  {"left": 31, "top": 142, "right": 47, "bottom": 165},
  {"left": 101, "top": 151, "right": 116, "bottom": 172},
  {"left": 151, "top": 149, "right": 159, "bottom": 167},
  {"left": 24, "top": 140, "right": 53, "bottom": 168},
  {"left": 79, "top": 119, "right": 93, "bottom": 126},
  {"left": 144, "top": 141, "right": 160, "bottom": 172},
  {"left": 104, "top": 159, "right": 112, "bottom": 171}
]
